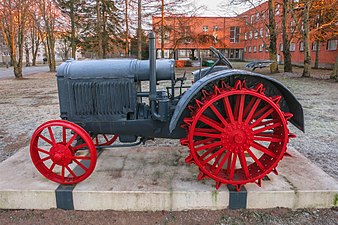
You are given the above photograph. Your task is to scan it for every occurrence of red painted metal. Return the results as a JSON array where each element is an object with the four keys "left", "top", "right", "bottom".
[
  {"left": 181, "top": 80, "right": 292, "bottom": 190},
  {"left": 30, "top": 120, "right": 97, "bottom": 184},
  {"left": 93, "top": 134, "right": 118, "bottom": 146}
]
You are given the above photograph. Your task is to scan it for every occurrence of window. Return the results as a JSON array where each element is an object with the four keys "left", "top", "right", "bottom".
[
  {"left": 213, "top": 26, "right": 219, "bottom": 31},
  {"left": 249, "top": 31, "right": 253, "bottom": 39},
  {"left": 244, "top": 47, "right": 246, "bottom": 53},
  {"left": 327, "top": 40, "right": 337, "bottom": 50},
  {"left": 262, "top": 12, "right": 265, "bottom": 20},
  {"left": 265, "top": 44, "right": 269, "bottom": 52},
  {"left": 230, "top": 27, "right": 240, "bottom": 43},
  {"left": 256, "top": 13, "right": 259, "bottom": 22},
  {"left": 260, "top": 28, "right": 263, "bottom": 37},
  {"left": 251, "top": 15, "right": 254, "bottom": 24},
  {"left": 266, "top": 28, "right": 269, "bottom": 37},
  {"left": 244, "top": 32, "right": 247, "bottom": 40},
  {"left": 254, "top": 30, "right": 258, "bottom": 39},
  {"left": 299, "top": 42, "right": 304, "bottom": 51},
  {"left": 280, "top": 43, "right": 284, "bottom": 51},
  {"left": 253, "top": 46, "right": 257, "bottom": 52},
  {"left": 290, "top": 43, "right": 296, "bottom": 52},
  {"left": 158, "top": 30, "right": 170, "bottom": 44},
  {"left": 203, "top": 26, "right": 208, "bottom": 32},
  {"left": 275, "top": 4, "right": 280, "bottom": 16},
  {"left": 312, "top": 42, "right": 319, "bottom": 51},
  {"left": 259, "top": 44, "right": 263, "bottom": 52},
  {"left": 248, "top": 46, "right": 252, "bottom": 53}
]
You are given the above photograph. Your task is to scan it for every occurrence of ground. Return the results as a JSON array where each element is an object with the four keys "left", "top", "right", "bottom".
[{"left": 0, "top": 63, "right": 337, "bottom": 224}]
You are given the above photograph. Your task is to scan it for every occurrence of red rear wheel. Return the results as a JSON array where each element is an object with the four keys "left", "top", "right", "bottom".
[
  {"left": 30, "top": 120, "right": 97, "bottom": 184},
  {"left": 181, "top": 80, "right": 293, "bottom": 190},
  {"left": 93, "top": 134, "right": 118, "bottom": 146}
]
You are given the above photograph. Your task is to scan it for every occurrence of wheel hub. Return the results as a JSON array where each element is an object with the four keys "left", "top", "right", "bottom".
[
  {"left": 222, "top": 122, "right": 253, "bottom": 152},
  {"left": 50, "top": 143, "right": 73, "bottom": 166}
]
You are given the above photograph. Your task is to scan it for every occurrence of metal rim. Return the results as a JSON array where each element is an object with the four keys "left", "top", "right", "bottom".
[{"left": 30, "top": 120, "right": 97, "bottom": 184}]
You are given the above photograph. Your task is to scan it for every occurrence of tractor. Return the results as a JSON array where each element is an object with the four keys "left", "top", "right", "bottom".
[{"left": 30, "top": 33, "right": 304, "bottom": 191}]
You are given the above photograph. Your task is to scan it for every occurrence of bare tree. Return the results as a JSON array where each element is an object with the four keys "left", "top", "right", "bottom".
[
  {"left": 302, "top": 0, "right": 311, "bottom": 77},
  {"left": 268, "top": 0, "right": 279, "bottom": 73},
  {"left": 0, "top": 0, "right": 30, "bottom": 78}
]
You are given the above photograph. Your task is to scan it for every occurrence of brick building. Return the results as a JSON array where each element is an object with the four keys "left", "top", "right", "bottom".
[{"left": 152, "top": 0, "right": 338, "bottom": 67}]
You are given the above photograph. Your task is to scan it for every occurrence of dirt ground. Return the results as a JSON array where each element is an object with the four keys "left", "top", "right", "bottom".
[{"left": 0, "top": 63, "right": 337, "bottom": 224}]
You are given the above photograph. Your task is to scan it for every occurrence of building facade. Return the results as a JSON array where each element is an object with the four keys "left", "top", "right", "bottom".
[{"left": 152, "top": 0, "right": 338, "bottom": 67}]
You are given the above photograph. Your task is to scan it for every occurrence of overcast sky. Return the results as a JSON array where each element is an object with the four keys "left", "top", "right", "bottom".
[{"left": 195, "top": 0, "right": 264, "bottom": 17}]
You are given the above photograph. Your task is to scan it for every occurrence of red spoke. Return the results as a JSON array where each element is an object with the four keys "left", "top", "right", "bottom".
[
  {"left": 229, "top": 152, "right": 237, "bottom": 180},
  {"left": 66, "top": 166, "right": 77, "bottom": 178},
  {"left": 223, "top": 96, "right": 235, "bottom": 123},
  {"left": 37, "top": 147, "right": 50, "bottom": 155},
  {"left": 195, "top": 141, "right": 223, "bottom": 151},
  {"left": 95, "top": 137, "right": 99, "bottom": 145},
  {"left": 252, "top": 104, "right": 270, "bottom": 120},
  {"left": 239, "top": 152, "right": 250, "bottom": 179},
  {"left": 193, "top": 137, "right": 217, "bottom": 146},
  {"left": 49, "top": 162, "right": 56, "bottom": 172},
  {"left": 202, "top": 146, "right": 226, "bottom": 165},
  {"left": 226, "top": 152, "right": 232, "bottom": 174},
  {"left": 238, "top": 94, "right": 246, "bottom": 122},
  {"left": 72, "top": 143, "right": 88, "bottom": 151},
  {"left": 253, "top": 122, "right": 282, "bottom": 134},
  {"left": 36, "top": 156, "right": 51, "bottom": 164},
  {"left": 39, "top": 134, "right": 53, "bottom": 145},
  {"left": 245, "top": 98, "right": 262, "bottom": 124},
  {"left": 62, "top": 127, "right": 67, "bottom": 143},
  {"left": 193, "top": 132, "right": 221, "bottom": 139},
  {"left": 103, "top": 135, "right": 109, "bottom": 142},
  {"left": 254, "top": 119, "right": 279, "bottom": 127},
  {"left": 200, "top": 146, "right": 218, "bottom": 160},
  {"left": 47, "top": 127, "right": 56, "bottom": 146},
  {"left": 72, "top": 156, "right": 92, "bottom": 160},
  {"left": 234, "top": 94, "right": 241, "bottom": 120},
  {"left": 250, "top": 108, "right": 275, "bottom": 128},
  {"left": 199, "top": 115, "right": 224, "bottom": 132},
  {"left": 211, "top": 152, "right": 223, "bottom": 171},
  {"left": 214, "top": 150, "right": 232, "bottom": 175},
  {"left": 194, "top": 128, "right": 219, "bottom": 133},
  {"left": 209, "top": 104, "right": 229, "bottom": 126},
  {"left": 243, "top": 96, "right": 256, "bottom": 118},
  {"left": 247, "top": 148, "right": 265, "bottom": 170},
  {"left": 65, "top": 133, "right": 78, "bottom": 148},
  {"left": 252, "top": 142, "right": 277, "bottom": 158},
  {"left": 254, "top": 136, "right": 283, "bottom": 142},
  {"left": 61, "top": 166, "right": 65, "bottom": 181},
  {"left": 73, "top": 159, "right": 88, "bottom": 171}
]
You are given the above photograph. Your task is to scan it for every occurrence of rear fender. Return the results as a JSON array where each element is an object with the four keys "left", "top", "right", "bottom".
[{"left": 169, "top": 69, "right": 304, "bottom": 133}]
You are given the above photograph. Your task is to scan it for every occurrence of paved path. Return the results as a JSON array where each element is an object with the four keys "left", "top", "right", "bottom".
[{"left": 0, "top": 65, "right": 50, "bottom": 79}]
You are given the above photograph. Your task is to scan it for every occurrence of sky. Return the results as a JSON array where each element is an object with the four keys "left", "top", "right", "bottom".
[{"left": 195, "top": 0, "right": 264, "bottom": 17}]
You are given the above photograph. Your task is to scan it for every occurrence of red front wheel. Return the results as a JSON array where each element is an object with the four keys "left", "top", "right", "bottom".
[{"left": 30, "top": 120, "right": 97, "bottom": 184}]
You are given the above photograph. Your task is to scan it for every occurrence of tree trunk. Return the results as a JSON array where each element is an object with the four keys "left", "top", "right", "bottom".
[
  {"left": 282, "top": 0, "right": 292, "bottom": 72},
  {"left": 331, "top": 56, "right": 338, "bottom": 81},
  {"left": 268, "top": 0, "right": 279, "bottom": 73},
  {"left": 25, "top": 40, "right": 30, "bottom": 67},
  {"left": 137, "top": 0, "right": 142, "bottom": 59},
  {"left": 96, "top": 0, "right": 103, "bottom": 59},
  {"left": 314, "top": 40, "right": 320, "bottom": 69},
  {"left": 302, "top": 1, "right": 311, "bottom": 77},
  {"left": 161, "top": 0, "right": 165, "bottom": 58},
  {"left": 70, "top": 5, "right": 76, "bottom": 59},
  {"left": 125, "top": 0, "right": 129, "bottom": 57}
]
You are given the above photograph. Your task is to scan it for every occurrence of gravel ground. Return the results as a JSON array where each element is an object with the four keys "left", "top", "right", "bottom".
[{"left": 0, "top": 64, "right": 337, "bottom": 224}]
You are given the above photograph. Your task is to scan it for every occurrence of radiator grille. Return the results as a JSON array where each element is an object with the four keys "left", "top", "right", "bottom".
[{"left": 72, "top": 80, "right": 135, "bottom": 116}]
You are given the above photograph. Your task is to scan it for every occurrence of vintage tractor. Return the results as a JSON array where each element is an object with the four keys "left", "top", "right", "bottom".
[{"left": 30, "top": 33, "right": 304, "bottom": 191}]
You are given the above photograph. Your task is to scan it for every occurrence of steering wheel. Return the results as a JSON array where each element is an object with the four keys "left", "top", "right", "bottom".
[{"left": 210, "top": 46, "right": 233, "bottom": 69}]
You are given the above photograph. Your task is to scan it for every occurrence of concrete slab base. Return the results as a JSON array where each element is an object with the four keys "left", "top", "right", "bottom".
[{"left": 0, "top": 146, "right": 337, "bottom": 210}]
